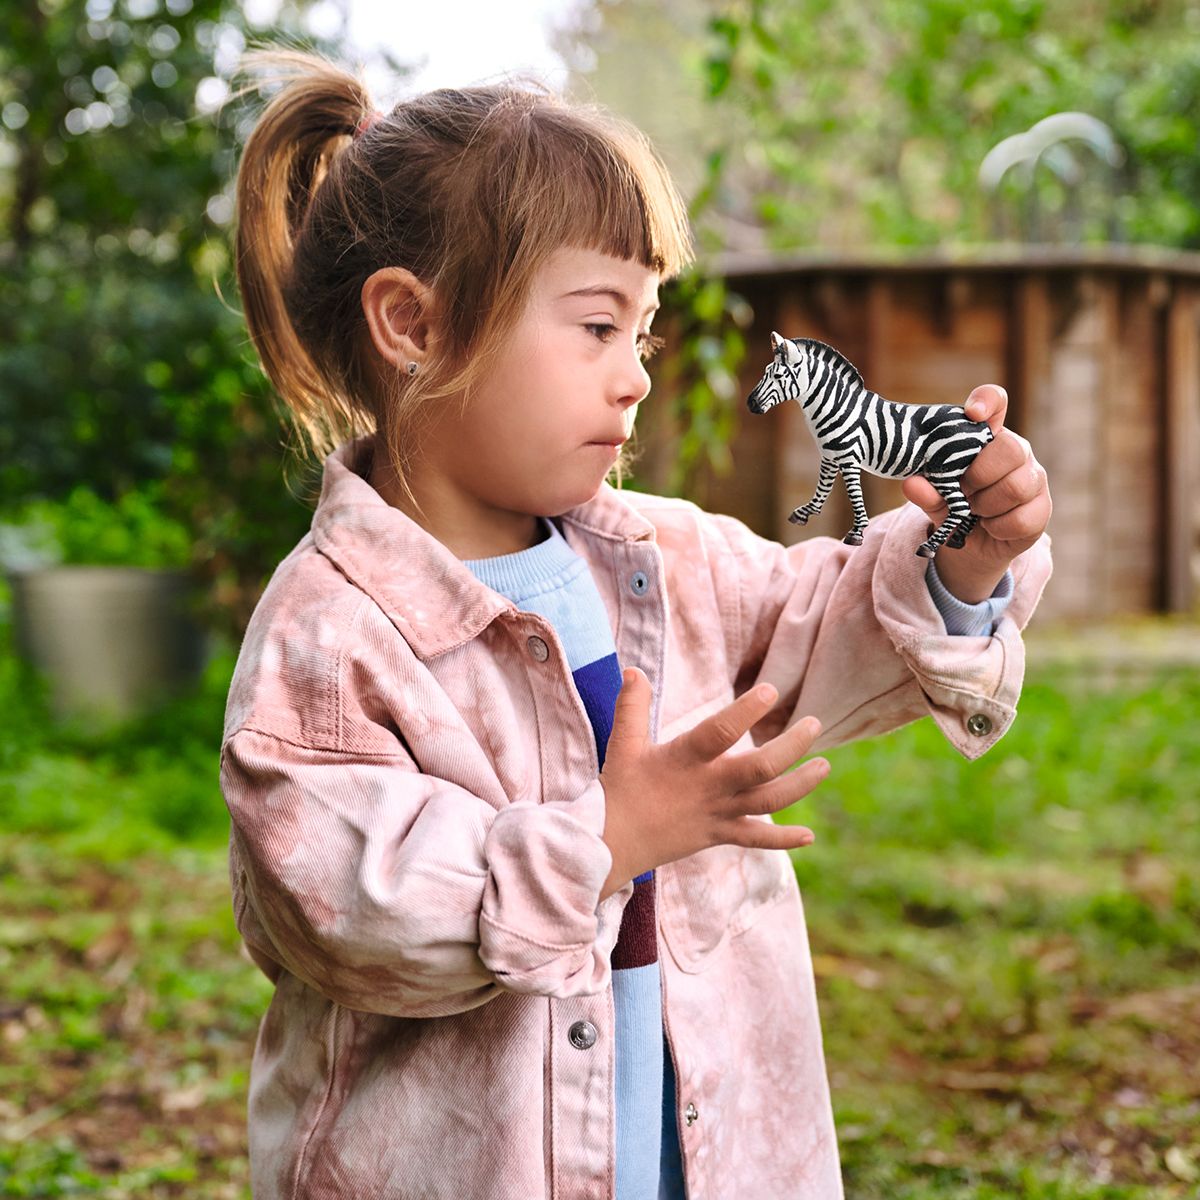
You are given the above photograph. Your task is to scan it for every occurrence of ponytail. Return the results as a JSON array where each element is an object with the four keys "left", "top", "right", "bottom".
[{"left": 233, "top": 50, "right": 375, "bottom": 461}]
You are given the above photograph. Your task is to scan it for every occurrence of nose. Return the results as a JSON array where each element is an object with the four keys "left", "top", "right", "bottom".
[{"left": 613, "top": 343, "right": 652, "bottom": 409}]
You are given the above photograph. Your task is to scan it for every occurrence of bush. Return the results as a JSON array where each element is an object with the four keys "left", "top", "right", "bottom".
[{"left": 2, "top": 485, "right": 193, "bottom": 570}]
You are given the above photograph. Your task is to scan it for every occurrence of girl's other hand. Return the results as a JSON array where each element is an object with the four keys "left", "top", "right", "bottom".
[
  {"left": 901, "top": 384, "right": 1053, "bottom": 604},
  {"left": 598, "top": 669, "right": 825, "bottom": 900}
]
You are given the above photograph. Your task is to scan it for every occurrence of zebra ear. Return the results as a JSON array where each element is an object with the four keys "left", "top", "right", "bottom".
[{"left": 772, "top": 336, "right": 801, "bottom": 362}]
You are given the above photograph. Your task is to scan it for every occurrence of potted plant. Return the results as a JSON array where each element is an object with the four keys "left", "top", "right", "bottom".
[{"left": 1, "top": 485, "right": 208, "bottom": 727}]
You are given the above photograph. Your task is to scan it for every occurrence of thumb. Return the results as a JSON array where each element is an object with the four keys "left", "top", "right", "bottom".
[
  {"left": 901, "top": 474, "right": 946, "bottom": 516},
  {"left": 609, "top": 667, "right": 651, "bottom": 748}
]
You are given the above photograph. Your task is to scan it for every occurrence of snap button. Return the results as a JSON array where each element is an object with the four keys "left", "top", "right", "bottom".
[
  {"left": 526, "top": 635, "right": 549, "bottom": 662},
  {"left": 966, "top": 712, "right": 993, "bottom": 736},
  {"left": 684, "top": 1102, "right": 698, "bottom": 1126},
  {"left": 629, "top": 570, "right": 649, "bottom": 596},
  {"left": 567, "top": 1020, "right": 597, "bottom": 1050}
]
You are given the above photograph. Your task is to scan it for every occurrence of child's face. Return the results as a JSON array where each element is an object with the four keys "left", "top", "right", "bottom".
[{"left": 422, "top": 246, "right": 661, "bottom": 535}]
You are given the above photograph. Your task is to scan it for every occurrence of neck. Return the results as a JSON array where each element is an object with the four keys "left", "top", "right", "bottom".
[{"left": 368, "top": 449, "right": 542, "bottom": 560}]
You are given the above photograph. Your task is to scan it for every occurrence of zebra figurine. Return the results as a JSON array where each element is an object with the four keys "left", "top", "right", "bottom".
[{"left": 747, "top": 332, "right": 994, "bottom": 558}]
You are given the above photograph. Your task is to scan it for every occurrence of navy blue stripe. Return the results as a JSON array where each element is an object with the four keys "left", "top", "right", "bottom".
[{"left": 572, "top": 652, "right": 622, "bottom": 768}]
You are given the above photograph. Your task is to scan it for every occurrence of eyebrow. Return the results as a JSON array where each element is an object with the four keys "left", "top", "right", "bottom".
[{"left": 560, "top": 286, "right": 659, "bottom": 319}]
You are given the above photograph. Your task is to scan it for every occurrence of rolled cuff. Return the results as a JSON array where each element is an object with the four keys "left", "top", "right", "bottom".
[
  {"left": 479, "top": 779, "right": 634, "bottom": 997},
  {"left": 873, "top": 504, "right": 1053, "bottom": 760}
]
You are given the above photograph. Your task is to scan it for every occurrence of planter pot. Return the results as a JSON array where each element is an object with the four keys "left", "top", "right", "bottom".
[{"left": 8, "top": 566, "right": 208, "bottom": 725}]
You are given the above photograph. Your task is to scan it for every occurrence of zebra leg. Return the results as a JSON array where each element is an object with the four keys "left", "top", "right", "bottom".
[
  {"left": 840, "top": 463, "right": 869, "bottom": 546},
  {"left": 945, "top": 512, "right": 979, "bottom": 550},
  {"left": 789, "top": 457, "right": 839, "bottom": 525},
  {"left": 916, "top": 477, "right": 975, "bottom": 558}
]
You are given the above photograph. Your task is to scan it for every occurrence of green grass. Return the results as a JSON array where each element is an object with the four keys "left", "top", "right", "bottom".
[
  {"left": 0, "top": 616, "right": 1198, "bottom": 1197},
  {"left": 775, "top": 666, "right": 1200, "bottom": 1198}
]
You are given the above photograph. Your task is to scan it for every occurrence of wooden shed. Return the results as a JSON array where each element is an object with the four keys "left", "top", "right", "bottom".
[{"left": 636, "top": 246, "right": 1200, "bottom": 626}]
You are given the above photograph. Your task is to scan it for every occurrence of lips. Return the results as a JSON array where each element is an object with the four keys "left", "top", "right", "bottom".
[{"left": 589, "top": 436, "right": 628, "bottom": 446}]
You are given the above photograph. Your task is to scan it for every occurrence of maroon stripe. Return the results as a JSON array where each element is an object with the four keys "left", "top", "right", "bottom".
[{"left": 610, "top": 875, "right": 658, "bottom": 970}]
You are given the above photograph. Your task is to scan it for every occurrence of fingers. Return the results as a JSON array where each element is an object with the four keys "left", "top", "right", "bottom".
[
  {"left": 907, "top": 429, "right": 1046, "bottom": 520},
  {"left": 963, "top": 384, "right": 1008, "bottom": 435},
  {"left": 973, "top": 481, "right": 1053, "bottom": 544},
  {"left": 901, "top": 474, "right": 945, "bottom": 517},
  {"left": 684, "top": 682, "right": 779, "bottom": 762},
  {"left": 729, "top": 817, "right": 817, "bottom": 853},
  {"left": 735, "top": 753, "right": 830, "bottom": 817},
  {"left": 961, "top": 429, "right": 1031, "bottom": 495},
  {"left": 608, "top": 667, "right": 651, "bottom": 752},
  {"left": 964, "top": 443, "right": 1047, "bottom": 517},
  {"left": 723, "top": 714, "right": 822, "bottom": 791},
  {"left": 902, "top": 389, "right": 1015, "bottom": 517}
]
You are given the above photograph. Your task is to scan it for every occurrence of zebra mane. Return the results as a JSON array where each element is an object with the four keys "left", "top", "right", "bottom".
[{"left": 795, "top": 339, "right": 865, "bottom": 389}]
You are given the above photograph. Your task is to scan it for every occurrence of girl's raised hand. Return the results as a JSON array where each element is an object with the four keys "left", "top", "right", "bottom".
[
  {"left": 901, "top": 384, "right": 1053, "bottom": 603},
  {"left": 598, "top": 669, "right": 826, "bottom": 901}
]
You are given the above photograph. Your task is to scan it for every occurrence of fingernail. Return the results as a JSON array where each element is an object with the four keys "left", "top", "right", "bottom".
[
  {"left": 813, "top": 758, "right": 830, "bottom": 778},
  {"left": 756, "top": 683, "right": 776, "bottom": 703}
]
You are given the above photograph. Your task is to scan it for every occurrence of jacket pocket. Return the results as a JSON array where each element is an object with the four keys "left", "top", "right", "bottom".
[
  {"left": 655, "top": 697, "right": 794, "bottom": 973},
  {"left": 658, "top": 840, "right": 792, "bottom": 972}
]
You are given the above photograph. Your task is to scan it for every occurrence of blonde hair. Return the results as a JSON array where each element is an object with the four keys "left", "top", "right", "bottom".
[{"left": 233, "top": 48, "right": 695, "bottom": 511}]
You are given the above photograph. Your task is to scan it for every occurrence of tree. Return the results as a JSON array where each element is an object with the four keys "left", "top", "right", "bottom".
[
  {"left": 560, "top": 0, "right": 1200, "bottom": 251},
  {"left": 0, "top": 0, "right": 408, "bottom": 633}
]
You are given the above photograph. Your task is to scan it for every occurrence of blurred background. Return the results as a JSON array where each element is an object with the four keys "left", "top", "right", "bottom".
[{"left": 1, "top": 1, "right": 1198, "bottom": 1196}]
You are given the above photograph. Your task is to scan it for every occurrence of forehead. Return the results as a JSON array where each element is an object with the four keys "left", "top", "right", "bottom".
[{"left": 537, "top": 246, "right": 661, "bottom": 311}]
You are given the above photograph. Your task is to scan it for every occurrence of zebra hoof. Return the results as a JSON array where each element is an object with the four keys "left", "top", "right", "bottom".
[
  {"left": 915, "top": 542, "right": 937, "bottom": 558},
  {"left": 842, "top": 532, "right": 864, "bottom": 547},
  {"left": 788, "top": 511, "right": 810, "bottom": 525}
]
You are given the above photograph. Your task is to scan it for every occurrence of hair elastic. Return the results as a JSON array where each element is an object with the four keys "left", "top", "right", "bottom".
[{"left": 353, "top": 110, "right": 383, "bottom": 139}]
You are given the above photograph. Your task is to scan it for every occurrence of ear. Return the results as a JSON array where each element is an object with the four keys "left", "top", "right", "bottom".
[
  {"left": 770, "top": 330, "right": 782, "bottom": 353},
  {"left": 777, "top": 335, "right": 800, "bottom": 364},
  {"left": 361, "top": 267, "right": 440, "bottom": 370}
]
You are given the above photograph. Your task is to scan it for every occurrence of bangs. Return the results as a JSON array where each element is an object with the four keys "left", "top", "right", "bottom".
[
  {"left": 549, "top": 120, "right": 695, "bottom": 280},
  {"left": 487, "top": 96, "right": 695, "bottom": 282}
]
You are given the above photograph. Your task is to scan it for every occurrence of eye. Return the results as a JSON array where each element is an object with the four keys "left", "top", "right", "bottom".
[
  {"left": 585, "top": 322, "right": 618, "bottom": 343},
  {"left": 584, "top": 324, "right": 666, "bottom": 362}
]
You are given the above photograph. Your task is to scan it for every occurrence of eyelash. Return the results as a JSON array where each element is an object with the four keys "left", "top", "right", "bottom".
[{"left": 585, "top": 323, "right": 666, "bottom": 361}]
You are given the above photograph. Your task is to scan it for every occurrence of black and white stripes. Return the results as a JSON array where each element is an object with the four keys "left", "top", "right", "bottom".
[{"left": 747, "top": 332, "right": 993, "bottom": 558}]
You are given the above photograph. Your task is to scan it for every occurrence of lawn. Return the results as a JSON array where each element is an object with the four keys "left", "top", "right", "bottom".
[{"left": 1, "top": 622, "right": 1197, "bottom": 1198}]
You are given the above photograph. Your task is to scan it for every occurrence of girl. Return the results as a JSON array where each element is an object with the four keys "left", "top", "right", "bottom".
[{"left": 221, "top": 50, "right": 1052, "bottom": 1200}]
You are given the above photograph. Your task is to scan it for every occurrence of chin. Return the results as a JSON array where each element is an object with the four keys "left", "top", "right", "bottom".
[{"left": 544, "top": 476, "right": 607, "bottom": 515}]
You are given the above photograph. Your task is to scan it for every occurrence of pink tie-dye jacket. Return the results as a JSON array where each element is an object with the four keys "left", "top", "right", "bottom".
[{"left": 220, "top": 436, "right": 1052, "bottom": 1200}]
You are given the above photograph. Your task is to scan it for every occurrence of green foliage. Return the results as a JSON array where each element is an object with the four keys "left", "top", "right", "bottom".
[
  {"left": 698, "top": 0, "right": 1200, "bottom": 249},
  {"left": 4, "top": 485, "right": 192, "bottom": 569},
  {"left": 0, "top": 1140, "right": 103, "bottom": 1196},
  {"left": 0, "top": 602, "right": 233, "bottom": 856},
  {"left": 778, "top": 669, "right": 1200, "bottom": 861},
  {"left": 0, "top": 0, "right": 328, "bottom": 634},
  {"left": 643, "top": 271, "right": 752, "bottom": 496}
]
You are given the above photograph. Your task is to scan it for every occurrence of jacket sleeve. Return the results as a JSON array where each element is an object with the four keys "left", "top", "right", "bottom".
[
  {"left": 707, "top": 500, "right": 1053, "bottom": 761},
  {"left": 221, "top": 728, "right": 633, "bottom": 1017}
]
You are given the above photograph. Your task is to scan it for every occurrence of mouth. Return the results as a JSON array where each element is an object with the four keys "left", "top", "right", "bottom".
[{"left": 588, "top": 437, "right": 628, "bottom": 446}]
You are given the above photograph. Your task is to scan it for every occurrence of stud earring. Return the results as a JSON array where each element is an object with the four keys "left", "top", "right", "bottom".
[{"left": 406, "top": 361, "right": 419, "bottom": 376}]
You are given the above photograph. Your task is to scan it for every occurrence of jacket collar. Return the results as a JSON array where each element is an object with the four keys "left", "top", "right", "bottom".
[{"left": 310, "top": 436, "right": 657, "bottom": 659}]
